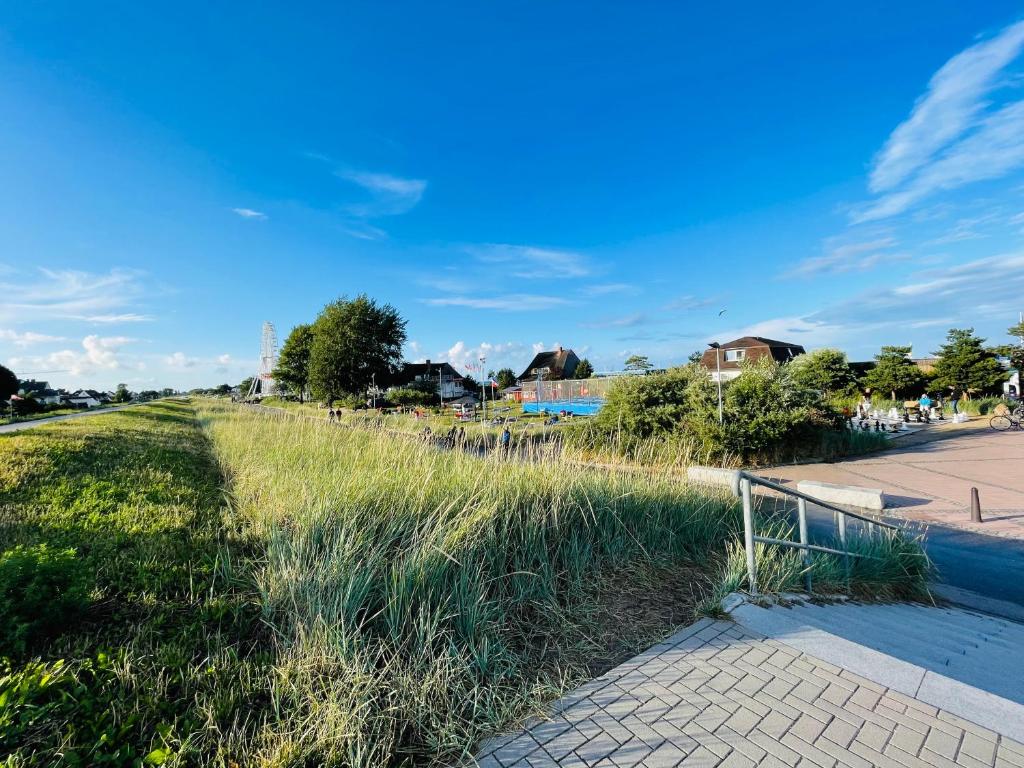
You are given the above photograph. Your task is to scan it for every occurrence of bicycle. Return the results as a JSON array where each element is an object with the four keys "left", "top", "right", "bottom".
[{"left": 990, "top": 413, "right": 1021, "bottom": 431}]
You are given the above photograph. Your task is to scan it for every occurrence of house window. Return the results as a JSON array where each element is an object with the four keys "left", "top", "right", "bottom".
[{"left": 724, "top": 349, "right": 745, "bottom": 362}]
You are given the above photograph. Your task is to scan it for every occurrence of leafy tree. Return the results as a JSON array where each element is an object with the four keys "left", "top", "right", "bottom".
[
  {"left": 624, "top": 354, "right": 653, "bottom": 371},
  {"left": 215, "top": 384, "right": 232, "bottom": 395},
  {"left": 687, "top": 350, "right": 703, "bottom": 364},
  {"left": 790, "top": 348, "right": 857, "bottom": 398},
  {"left": 308, "top": 295, "right": 407, "bottom": 404},
  {"left": 238, "top": 377, "right": 254, "bottom": 396},
  {"left": 495, "top": 368, "right": 517, "bottom": 389},
  {"left": 112, "top": 383, "right": 132, "bottom": 403},
  {"left": 575, "top": 358, "right": 594, "bottom": 379},
  {"left": 931, "top": 328, "right": 1006, "bottom": 396},
  {"left": 998, "top": 320, "right": 1024, "bottom": 374},
  {"left": 160, "top": 387, "right": 175, "bottom": 398},
  {"left": 861, "top": 346, "right": 926, "bottom": 400},
  {"left": 594, "top": 366, "right": 712, "bottom": 439},
  {"left": 0, "top": 364, "right": 17, "bottom": 401},
  {"left": 273, "top": 324, "right": 314, "bottom": 403},
  {"left": 388, "top": 387, "right": 434, "bottom": 407}
]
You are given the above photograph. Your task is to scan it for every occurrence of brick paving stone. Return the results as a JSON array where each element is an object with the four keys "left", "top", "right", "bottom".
[{"left": 473, "top": 618, "right": 1024, "bottom": 768}]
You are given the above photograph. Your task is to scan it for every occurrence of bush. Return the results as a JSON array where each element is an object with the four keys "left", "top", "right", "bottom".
[
  {"left": 387, "top": 387, "right": 434, "bottom": 407},
  {"left": 0, "top": 544, "right": 90, "bottom": 655}
]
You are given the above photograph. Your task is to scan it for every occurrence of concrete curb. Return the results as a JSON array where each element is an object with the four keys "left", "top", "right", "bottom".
[
  {"left": 724, "top": 594, "right": 1024, "bottom": 742},
  {"left": 795, "top": 479, "right": 885, "bottom": 511}
]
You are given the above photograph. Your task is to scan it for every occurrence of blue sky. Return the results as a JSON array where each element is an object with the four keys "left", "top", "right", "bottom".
[{"left": 3, "top": 3, "right": 1024, "bottom": 390}]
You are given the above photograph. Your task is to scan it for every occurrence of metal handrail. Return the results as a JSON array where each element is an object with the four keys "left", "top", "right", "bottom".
[{"left": 735, "top": 470, "right": 897, "bottom": 596}]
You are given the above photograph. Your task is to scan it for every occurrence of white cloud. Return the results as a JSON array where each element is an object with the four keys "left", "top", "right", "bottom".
[
  {"left": 165, "top": 351, "right": 199, "bottom": 369},
  {"left": 423, "top": 293, "right": 571, "bottom": 311},
  {"left": 870, "top": 20, "right": 1024, "bottom": 193},
  {"left": 857, "top": 20, "right": 1024, "bottom": 222},
  {"left": 0, "top": 268, "right": 147, "bottom": 323},
  {"left": 468, "top": 244, "right": 591, "bottom": 279},
  {"left": 232, "top": 207, "right": 267, "bottom": 220},
  {"left": 0, "top": 329, "right": 67, "bottom": 347},
  {"left": 217, "top": 354, "right": 233, "bottom": 365},
  {"left": 8, "top": 335, "right": 140, "bottom": 377},
  {"left": 339, "top": 170, "right": 427, "bottom": 217},
  {"left": 440, "top": 340, "right": 540, "bottom": 374}
]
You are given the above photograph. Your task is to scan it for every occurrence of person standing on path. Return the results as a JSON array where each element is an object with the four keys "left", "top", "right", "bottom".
[{"left": 500, "top": 426, "right": 511, "bottom": 455}]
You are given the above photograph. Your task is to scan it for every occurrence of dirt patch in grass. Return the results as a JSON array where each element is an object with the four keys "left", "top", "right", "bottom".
[{"left": 567, "top": 560, "right": 715, "bottom": 677}]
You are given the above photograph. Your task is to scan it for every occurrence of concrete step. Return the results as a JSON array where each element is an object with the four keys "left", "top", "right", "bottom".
[
  {"left": 775, "top": 602, "right": 1019, "bottom": 698},
  {"left": 730, "top": 598, "right": 1024, "bottom": 742}
]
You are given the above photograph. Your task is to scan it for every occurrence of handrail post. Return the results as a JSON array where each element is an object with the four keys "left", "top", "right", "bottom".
[
  {"left": 741, "top": 476, "right": 757, "bottom": 596},
  {"left": 797, "top": 497, "right": 812, "bottom": 593}
]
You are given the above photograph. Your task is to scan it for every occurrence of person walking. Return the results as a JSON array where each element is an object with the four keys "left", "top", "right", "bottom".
[
  {"left": 327, "top": 406, "right": 335, "bottom": 423},
  {"left": 500, "top": 426, "right": 511, "bottom": 455}
]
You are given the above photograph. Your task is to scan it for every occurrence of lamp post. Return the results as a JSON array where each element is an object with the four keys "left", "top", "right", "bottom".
[
  {"left": 479, "top": 355, "right": 487, "bottom": 422},
  {"left": 708, "top": 342, "right": 723, "bottom": 425},
  {"left": 371, "top": 372, "right": 376, "bottom": 409}
]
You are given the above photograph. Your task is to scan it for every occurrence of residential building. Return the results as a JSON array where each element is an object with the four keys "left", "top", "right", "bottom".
[
  {"left": 517, "top": 346, "right": 580, "bottom": 383},
  {"left": 700, "top": 336, "right": 806, "bottom": 382},
  {"left": 386, "top": 360, "right": 468, "bottom": 399}
]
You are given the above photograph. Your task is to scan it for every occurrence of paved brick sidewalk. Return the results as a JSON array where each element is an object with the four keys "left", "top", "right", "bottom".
[{"left": 475, "top": 619, "right": 1024, "bottom": 767}]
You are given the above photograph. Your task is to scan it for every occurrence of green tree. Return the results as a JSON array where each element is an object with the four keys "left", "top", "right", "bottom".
[
  {"left": 594, "top": 365, "right": 713, "bottom": 439},
  {"left": 308, "top": 295, "right": 407, "bottom": 404},
  {"left": 112, "top": 383, "right": 132, "bottom": 403},
  {"left": 495, "top": 368, "right": 517, "bottom": 389},
  {"left": 238, "top": 377, "right": 254, "bottom": 396},
  {"left": 624, "top": 354, "right": 653, "bottom": 371},
  {"left": 861, "top": 346, "right": 926, "bottom": 400},
  {"left": 0, "top": 364, "right": 17, "bottom": 401},
  {"left": 931, "top": 328, "right": 1006, "bottom": 395},
  {"left": 790, "top": 348, "right": 857, "bottom": 398},
  {"left": 999, "top": 320, "right": 1024, "bottom": 374},
  {"left": 687, "top": 350, "right": 703, "bottom": 364},
  {"left": 575, "top": 358, "right": 594, "bottom": 379},
  {"left": 273, "top": 324, "right": 314, "bottom": 402}
]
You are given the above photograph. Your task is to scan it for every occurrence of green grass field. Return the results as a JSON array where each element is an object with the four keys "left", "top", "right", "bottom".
[{"left": 0, "top": 399, "right": 930, "bottom": 766}]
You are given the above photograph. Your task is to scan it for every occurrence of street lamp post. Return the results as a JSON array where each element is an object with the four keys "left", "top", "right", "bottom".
[
  {"left": 708, "top": 342, "right": 723, "bottom": 425},
  {"left": 371, "top": 372, "right": 376, "bottom": 409},
  {"left": 479, "top": 355, "right": 487, "bottom": 422}
]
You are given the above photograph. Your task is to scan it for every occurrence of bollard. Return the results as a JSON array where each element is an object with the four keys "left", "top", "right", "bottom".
[{"left": 970, "top": 487, "right": 983, "bottom": 523}]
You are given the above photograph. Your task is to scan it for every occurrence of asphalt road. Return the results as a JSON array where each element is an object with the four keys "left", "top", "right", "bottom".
[
  {"left": 0, "top": 404, "right": 135, "bottom": 434},
  {"left": 801, "top": 503, "right": 1024, "bottom": 617}
]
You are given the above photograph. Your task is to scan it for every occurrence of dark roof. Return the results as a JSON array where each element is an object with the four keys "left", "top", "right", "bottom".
[
  {"left": 721, "top": 336, "right": 805, "bottom": 350},
  {"left": 517, "top": 348, "right": 580, "bottom": 381},
  {"left": 386, "top": 361, "right": 465, "bottom": 387}
]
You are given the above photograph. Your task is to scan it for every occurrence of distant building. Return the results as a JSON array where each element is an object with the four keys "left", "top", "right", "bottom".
[
  {"left": 517, "top": 346, "right": 580, "bottom": 383},
  {"left": 64, "top": 389, "right": 111, "bottom": 408},
  {"left": 700, "top": 336, "right": 806, "bottom": 382},
  {"left": 386, "top": 360, "right": 469, "bottom": 400}
]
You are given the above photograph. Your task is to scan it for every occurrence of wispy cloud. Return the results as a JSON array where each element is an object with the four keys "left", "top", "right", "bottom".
[
  {"left": 870, "top": 20, "right": 1024, "bottom": 193},
  {"left": 82, "top": 313, "right": 154, "bottom": 324},
  {"left": 661, "top": 294, "right": 715, "bottom": 312},
  {"left": 783, "top": 236, "right": 904, "bottom": 278},
  {"left": 0, "top": 268, "right": 146, "bottom": 323},
  {"left": 468, "top": 244, "right": 591, "bottom": 279},
  {"left": 232, "top": 207, "right": 267, "bottom": 220},
  {"left": 580, "top": 312, "right": 650, "bottom": 329},
  {"left": 0, "top": 329, "right": 67, "bottom": 347},
  {"left": 857, "top": 20, "right": 1024, "bottom": 222},
  {"left": 339, "top": 170, "right": 427, "bottom": 218},
  {"left": 423, "top": 293, "right": 571, "bottom": 311},
  {"left": 580, "top": 283, "right": 641, "bottom": 297},
  {"left": 808, "top": 250, "right": 1024, "bottom": 330},
  {"left": 165, "top": 351, "right": 200, "bottom": 369}
]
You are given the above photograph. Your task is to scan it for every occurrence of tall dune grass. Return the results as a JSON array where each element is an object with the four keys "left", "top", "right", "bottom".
[
  {"left": 197, "top": 402, "right": 743, "bottom": 765},
  {"left": 196, "top": 401, "right": 929, "bottom": 766}
]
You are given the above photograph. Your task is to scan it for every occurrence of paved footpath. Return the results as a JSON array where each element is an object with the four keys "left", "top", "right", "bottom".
[
  {"left": 475, "top": 619, "right": 1024, "bottom": 768},
  {"left": 0, "top": 404, "right": 136, "bottom": 434},
  {"left": 766, "top": 427, "right": 1024, "bottom": 540}
]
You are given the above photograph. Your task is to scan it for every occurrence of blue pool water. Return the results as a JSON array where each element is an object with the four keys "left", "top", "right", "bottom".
[{"left": 522, "top": 399, "right": 604, "bottom": 415}]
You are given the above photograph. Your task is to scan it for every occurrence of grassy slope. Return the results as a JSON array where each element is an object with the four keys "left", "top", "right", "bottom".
[
  {"left": 0, "top": 398, "right": 931, "bottom": 767},
  {"left": 0, "top": 400, "right": 265, "bottom": 767}
]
